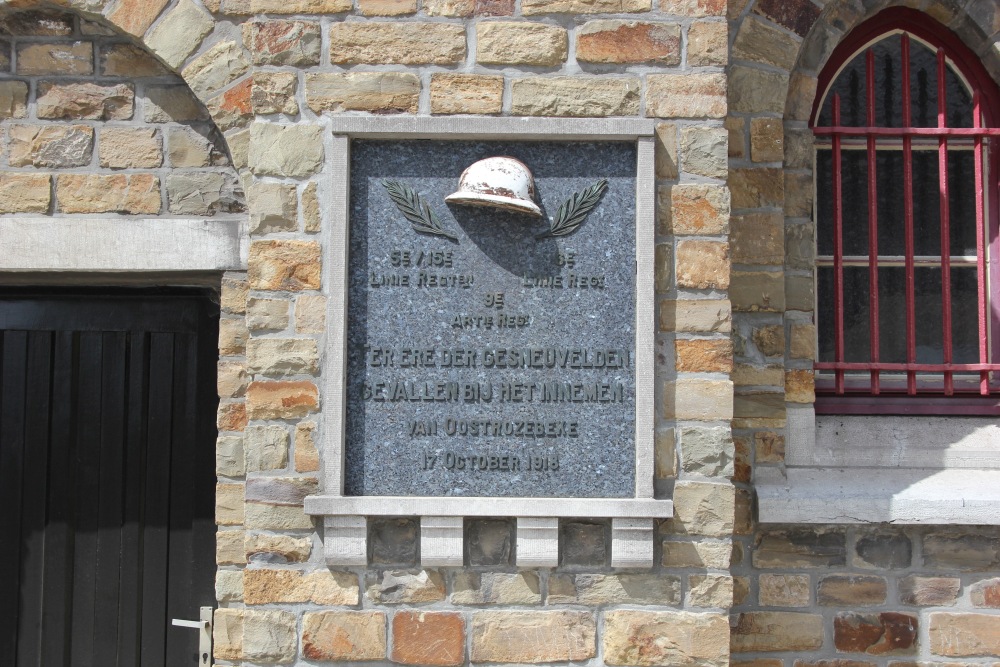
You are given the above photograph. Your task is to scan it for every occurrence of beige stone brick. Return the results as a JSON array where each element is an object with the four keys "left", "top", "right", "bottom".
[
  {"left": 676, "top": 338, "right": 732, "bottom": 373},
  {"left": 216, "top": 569, "right": 244, "bottom": 602},
  {"left": 663, "top": 0, "right": 726, "bottom": 16},
  {"left": 9, "top": 124, "right": 93, "bottom": 168},
  {"left": 306, "top": 71, "right": 420, "bottom": 114},
  {"left": 969, "top": 578, "right": 999, "bottom": 607},
  {"left": 476, "top": 22, "right": 566, "bottom": 66},
  {"left": 144, "top": 85, "right": 206, "bottom": 123},
  {"left": 789, "top": 324, "right": 816, "bottom": 359},
  {"left": 759, "top": 574, "right": 811, "bottom": 607},
  {"left": 575, "top": 20, "right": 679, "bottom": 65},
  {"left": 667, "top": 184, "right": 730, "bottom": 234},
  {"left": 145, "top": 0, "right": 215, "bottom": 69},
  {"left": 670, "top": 480, "right": 734, "bottom": 537},
  {"left": 57, "top": 174, "right": 160, "bottom": 214},
  {"left": 726, "top": 116, "right": 746, "bottom": 159},
  {"left": 688, "top": 20, "right": 727, "bottom": 66},
  {"left": 218, "top": 360, "right": 248, "bottom": 398},
  {"left": 732, "top": 212, "right": 783, "bottom": 265},
  {"left": 730, "top": 271, "right": 784, "bottom": 312},
  {"left": 659, "top": 299, "right": 731, "bottom": 333},
  {"left": 661, "top": 540, "right": 731, "bottom": 568},
  {"left": 753, "top": 527, "right": 845, "bottom": 568},
  {"left": 249, "top": 182, "right": 298, "bottom": 234},
  {"left": 167, "top": 172, "right": 241, "bottom": 216},
  {"left": 244, "top": 19, "right": 322, "bottom": 67},
  {"left": 329, "top": 22, "right": 465, "bottom": 65},
  {"left": 244, "top": 424, "right": 289, "bottom": 472},
  {"left": 17, "top": 42, "right": 91, "bottom": 75},
  {"left": 393, "top": 611, "right": 465, "bottom": 666},
  {"left": 730, "top": 612, "right": 824, "bottom": 652},
  {"left": 245, "top": 532, "right": 312, "bottom": 563},
  {"left": 785, "top": 369, "right": 814, "bottom": 403},
  {"left": 216, "top": 483, "right": 245, "bottom": 525},
  {"left": 359, "top": 0, "right": 418, "bottom": 14},
  {"left": 655, "top": 122, "right": 678, "bottom": 179},
  {"left": 249, "top": 122, "right": 324, "bottom": 178},
  {"left": 295, "top": 295, "right": 326, "bottom": 334},
  {"left": 424, "top": 0, "right": 475, "bottom": 15},
  {"left": 731, "top": 167, "right": 783, "bottom": 209},
  {"left": 679, "top": 424, "right": 733, "bottom": 477},
  {"left": 248, "top": 240, "right": 322, "bottom": 291},
  {"left": 604, "top": 611, "right": 728, "bottom": 667},
  {"left": 247, "top": 338, "right": 318, "bottom": 376},
  {"left": 221, "top": 275, "right": 248, "bottom": 315},
  {"left": 662, "top": 379, "right": 733, "bottom": 420},
  {"left": 511, "top": 77, "right": 639, "bottom": 117},
  {"left": 251, "top": 0, "right": 352, "bottom": 10},
  {"left": 430, "top": 74, "right": 502, "bottom": 115},
  {"left": 213, "top": 608, "right": 244, "bottom": 660},
  {"left": 471, "top": 611, "right": 596, "bottom": 662},
  {"left": 785, "top": 274, "right": 813, "bottom": 312},
  {"left": 217, "top": 529, "right": 247, "bottom": 565},
  {"left": 244, "top": 503, "right": 314, "bottom": 530},
  {"left": 246, "top": 380, "right": 319, "bottom": 419},
  {"left": 655, "top": 243, "right": 672, "bottom": 293},
  {"left": 219, "top": 317, "right": 249, "bottom": 355},
  {"left": 0, "top": 81, "right": 27, "bottom": 119},
  {"left": 245, "top": 568, "right": 358, "bottom": 605},
  {"left": 216, "top": 434, "right": 245, "bottom": 477},
  {"left": 207, "top": 78, "right": 253, "bottom": 130},
  {"left": 785, "top": 170, "right": 812, "bottom": 217},
  {"left": 251, "top": 71, "right": 298, "bottom": 115},
  {"left": 752, "top": 325, "right": 784, "bottom": 357},
  {"left": 732, "top": 16, "right": 798, "bottom": 70},
  {"left": 687, "top": 574, "right": 733, "bottom": 608},
  {"left": 183, "top": 41, "right": 249, "bottom": 97},
  {"left": 217, "top": 402, "right": 247, "bottom": 432},
  {"left": 302, "top": 182, "right": 321, "bottom": 233},
  {"left": 167, "top": 127, "right": 215, "bottom": 168},
  {"left": 522, "top": 0, "right": 650, "bottom": 13},
  {"left": 108, "top": 0, "right": 170, "bottom": 36},
  {"left": 676, "top": 240, "right": 729, "bottom": 290},
  {"left": 785, "top": 222, "right": 813, "bottom": 269},
  {"left": 295, "top": 421, "right": 320, "bottom": 472},
  {"left": 548, "top": 573, "right": 680, "bottom": 605},
  {"left": 453, "top": 572, "right": 540, "bottom": 605},
  {"left": 734, "top": 391, "right": 785, "bottom": 428},
  {"left": 241, "top": 610, "right": 297, "bottom": 663},
  {"left": 101, "top": 44, "right": 168, "bottom": 77},
  {"left": 647, "top": 73, "right": 726, "bottom": 118},
  {"left": 929, "top": 613, "right": 1000, "bottom": 656},
  {"left": 732, "top": 364, "right": 784, "bottom": 387},
  {"left": 303, "top": 611, "right": 387, "bottom": 661},
  {"left": 751, "top": 117, "right": 784, "bottom": 163},
  {"left": 654, "top": 428, "right": 677, "bottom": 479},
  {"left": 38, "top": 82, "right": 133, "bottom": 120},
  {"left": 364, "top": 569, "right": 444, "bottom": 603},
  {"left": 730, "top": 65, "right": 790, "bottom": 115},
  {"left": 99, "top": 127, "right": 162, "bottom": 169},
  {"left": 247, "top": 297, "right": 290, "bottom": 331},
  {"left": 681, "top": 126, "right": 727, "bottom": 179},
  {"left": 818, "top": 575, "right": 887, "bottom": 606}
]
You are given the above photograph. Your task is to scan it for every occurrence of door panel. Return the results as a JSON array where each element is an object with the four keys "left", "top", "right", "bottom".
[{"left": 0, "top": 290, "right": 219, "bottom": 667}]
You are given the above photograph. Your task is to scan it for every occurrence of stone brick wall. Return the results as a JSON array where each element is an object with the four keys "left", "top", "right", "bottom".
[{"left": 728, "top": 0, "right": 1000, "bottom": 664}]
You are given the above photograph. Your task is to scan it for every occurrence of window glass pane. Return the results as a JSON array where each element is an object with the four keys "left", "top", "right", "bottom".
[
  {"left": 817, "top": 149, "right": 834, "bottom": 255},
  {"left": 910, "top": 38, "right": 939, "bottom": 128},
  {"left": 951, "top": 267, "right": 979, "bottom": 364},
  {"left": 818, "top": 48, "right": 868, "bottom": 127},
  {"left": 912, "top": 149, "right": 941, "bottom": 256},
  {"left": 948, "top": 150, "right": 978, "bottom": 256},
  {"left": 873, "top": 35, "right": 903, "bottom": 128},
  {"left": 914, "top": 267, "right": 944, "bottom": 364},
  {"left": 842, "top": 150, "right": 870, "bottom": 256},
  {"left": 816, "top": 267, "right": 871, "bottom": 363},
  {"left": 878, "top": 266, "right": 907, "bottom": 363},
  {"left": 945, "top": 60, "right": 973, "bottom": 128},
  {"left": 876, "top": 151, "right": 906, "bottom": 255}
]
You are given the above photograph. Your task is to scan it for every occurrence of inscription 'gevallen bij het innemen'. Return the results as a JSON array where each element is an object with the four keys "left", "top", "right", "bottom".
[{"left": 346, "top": 141, "right": 637, "bottom": 498}]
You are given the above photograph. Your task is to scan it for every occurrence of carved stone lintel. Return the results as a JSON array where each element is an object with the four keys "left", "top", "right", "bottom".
[
  {"left": 516, "top": 517, "right": 559, "bottom": 568},
  {"left": 421, "top": 516, "right": 464, "bottom": 567},
  {"left": 611, "top": 518, "right": 655, "bottom": 568},
  {"left": 324, "top": 515, "right": 367, "bottom": 567}
]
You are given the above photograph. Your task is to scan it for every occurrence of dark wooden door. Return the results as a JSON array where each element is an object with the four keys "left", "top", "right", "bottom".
[{"left": 0, "top": 290, "right": 219, "bottom": 667}]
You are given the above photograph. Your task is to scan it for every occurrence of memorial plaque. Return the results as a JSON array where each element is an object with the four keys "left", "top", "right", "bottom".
[{"left": 345, "top": 140, "right": 638, "bottom": 498}]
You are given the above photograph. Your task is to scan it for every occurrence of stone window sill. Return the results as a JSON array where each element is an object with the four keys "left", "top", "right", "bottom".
[{"left": 755, "top": 405, "right": 1000, "bottom": 525}]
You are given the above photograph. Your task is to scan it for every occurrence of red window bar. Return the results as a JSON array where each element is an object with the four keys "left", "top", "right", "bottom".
[{"left": 810, "top": 9, "right": 1000, "bottom": 414}]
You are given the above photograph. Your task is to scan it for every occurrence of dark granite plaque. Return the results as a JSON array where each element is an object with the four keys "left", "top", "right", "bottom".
[{"left": 345, "top": 140, "right": 637, "bottom": 498}]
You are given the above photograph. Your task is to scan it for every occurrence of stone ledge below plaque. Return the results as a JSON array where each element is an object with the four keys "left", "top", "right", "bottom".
[{"left": 306, "top": 498, "right": 671, "bottom": 568}]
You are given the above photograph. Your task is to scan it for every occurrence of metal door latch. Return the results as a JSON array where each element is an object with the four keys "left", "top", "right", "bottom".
[{"left": 172, "top": 607, "right": 213, "bottom": 665}]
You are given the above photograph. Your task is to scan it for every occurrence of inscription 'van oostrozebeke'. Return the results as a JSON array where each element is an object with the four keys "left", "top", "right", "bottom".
[{"left": 345, "top": 141, "right": 637, "bottom": 498}]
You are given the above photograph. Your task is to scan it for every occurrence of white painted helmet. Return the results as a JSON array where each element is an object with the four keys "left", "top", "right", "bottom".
[{"left": 445, "top": 156, "right": 543, "bottom": 218}]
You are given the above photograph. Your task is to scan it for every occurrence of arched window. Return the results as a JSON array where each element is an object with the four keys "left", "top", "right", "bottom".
[{"left": 811, "top": 8, "right": 1000, "bottom": 414}]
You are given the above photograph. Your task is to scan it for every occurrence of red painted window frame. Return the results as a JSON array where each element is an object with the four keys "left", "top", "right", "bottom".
[{"left": 810, "top": 8, "right": 1000, "bottom": 416}]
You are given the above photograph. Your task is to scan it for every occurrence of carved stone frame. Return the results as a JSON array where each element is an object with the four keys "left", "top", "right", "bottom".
[{"left": 303, "top": 117, "right": 669, "bottom": 567}]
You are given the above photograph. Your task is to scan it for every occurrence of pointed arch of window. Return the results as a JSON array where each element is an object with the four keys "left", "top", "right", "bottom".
[{"left": 810, "top": 7, "right": 1000, "bottom": 415}]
